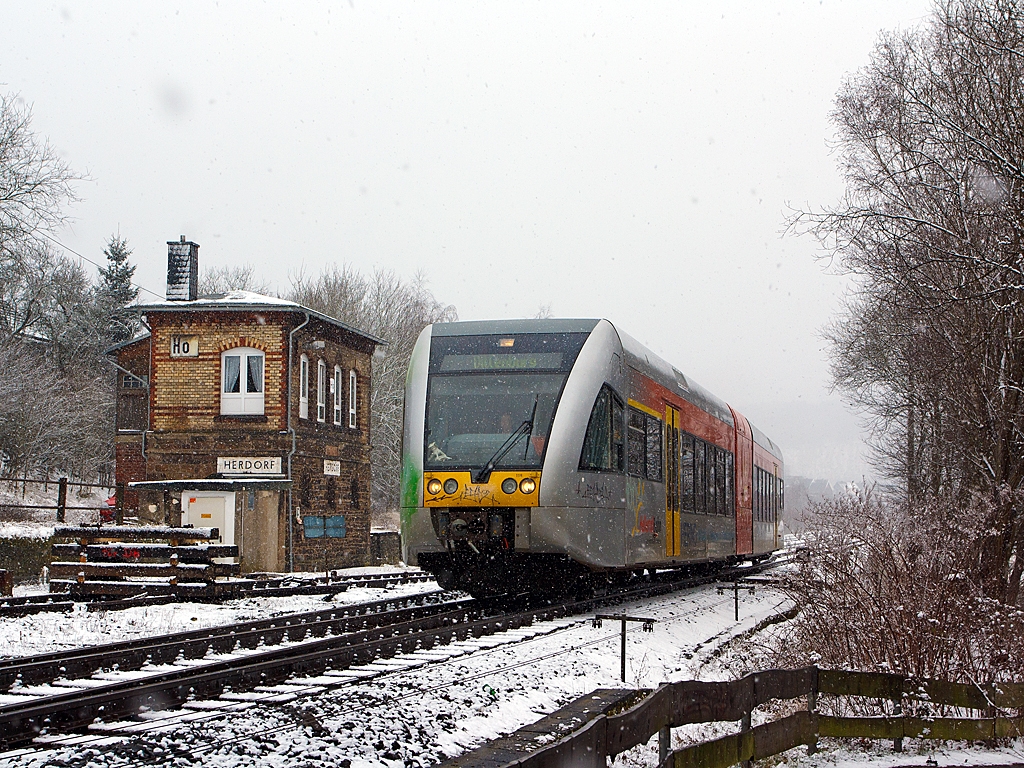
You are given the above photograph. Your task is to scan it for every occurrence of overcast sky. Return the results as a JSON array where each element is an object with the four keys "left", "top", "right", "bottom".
[{"left": 2, "top": 1, "right": 935, "bottom": 482}]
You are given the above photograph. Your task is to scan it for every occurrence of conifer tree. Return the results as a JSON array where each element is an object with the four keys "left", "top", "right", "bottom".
[{"left": 97, "top": 234, "right": 138, "bottom": 345}]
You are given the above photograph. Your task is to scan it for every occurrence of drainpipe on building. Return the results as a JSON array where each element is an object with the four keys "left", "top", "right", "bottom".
[
  {"left": 139, "top": 316, "right": 153, "bottom": 463},
  {"left": 286, "top": 312, "right": 311, "bottom": 573}
]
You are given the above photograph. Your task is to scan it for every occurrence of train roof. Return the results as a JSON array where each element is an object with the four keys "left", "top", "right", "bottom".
[
  {"left": 426, "top": 318, "right": 782, "bottom": 459},
  {"left": 430, "top": 319, "right": 601, "bottom": 336},
  {"left": 612, "top": 325, "right": 735, "bottom": 428},
  {"left": 748, "top": 422, "right": 784, "bottom": 461}
]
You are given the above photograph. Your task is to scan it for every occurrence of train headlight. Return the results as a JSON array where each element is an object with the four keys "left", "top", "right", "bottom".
[
  {"left": 501, "top": 478, "right": 518, "bottom": 495},
  {"left": 426, "top": 478, "right": 442, "bottom": 495},
  {"left": 519, "top": 478, "right": 536, "bottom": 494},
  {"left": 443, "top": 478, "right": 459, "bottom": 494}
]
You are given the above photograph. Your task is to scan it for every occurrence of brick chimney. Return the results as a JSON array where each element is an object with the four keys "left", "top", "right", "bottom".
[{"left": 166, "top": 236, "right": 199, "bottom": 301}]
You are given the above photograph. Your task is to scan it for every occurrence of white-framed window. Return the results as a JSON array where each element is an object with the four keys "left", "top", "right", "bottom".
[
  {"left": 299, "top": 354, "right": 309, "bottom": 420},
  {"left": 333, "top": 365, "right": 343, "bottom": 425},
  {"left": 221, "top": 347, "right": 265, "bottom": 415},
  {"left": 348, "top": 368, "right": 357, "bottom": 428},
  {"left": 317, "top": 359, "right": 327, "bottom": 422}
]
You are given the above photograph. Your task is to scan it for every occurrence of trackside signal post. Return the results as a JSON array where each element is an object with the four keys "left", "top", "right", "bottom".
[
  {"left": 592, "top": 614, "right": 655, "bottom": 682},
  {"left": 718, "top": 578, "right": 756, "bottom": 620}
]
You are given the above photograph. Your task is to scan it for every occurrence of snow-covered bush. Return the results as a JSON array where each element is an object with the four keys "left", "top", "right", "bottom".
[{"left": 775, "top": 488, "right": 1024, "bottom": 686}]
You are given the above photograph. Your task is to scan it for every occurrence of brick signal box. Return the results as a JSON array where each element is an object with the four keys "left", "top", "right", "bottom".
[{"left": 111, "top": 237, "right": 382, "bottom": 572}]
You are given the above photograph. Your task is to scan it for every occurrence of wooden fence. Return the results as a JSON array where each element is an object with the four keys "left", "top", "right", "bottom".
[
  {"left": 502, "top": 667, "right": 1024, "bottom": 768},
  {"left": 0, "top": 477, "right": 119, "bottom": 523}
]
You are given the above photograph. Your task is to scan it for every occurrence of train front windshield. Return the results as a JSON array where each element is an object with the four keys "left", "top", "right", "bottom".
[{"left": 424, "top": 332, "right": 590, "bottom": 471}]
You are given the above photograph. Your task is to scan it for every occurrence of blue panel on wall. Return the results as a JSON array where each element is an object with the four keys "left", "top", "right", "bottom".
[
  {"left": 303, "top": 515, "right": 325, "bottom": 538},
  {"left": 325, "top": 515, "right": 347, "bottom": 538}
]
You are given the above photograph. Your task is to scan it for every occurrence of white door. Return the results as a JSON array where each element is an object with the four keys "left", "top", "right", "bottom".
[{"left": 181, "top": 492, "right": 235, "bottom": 546}]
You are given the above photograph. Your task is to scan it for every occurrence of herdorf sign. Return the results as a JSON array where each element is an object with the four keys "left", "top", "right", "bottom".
[{"left": 217, "top": 457, "right": 282, "bottom": 475}]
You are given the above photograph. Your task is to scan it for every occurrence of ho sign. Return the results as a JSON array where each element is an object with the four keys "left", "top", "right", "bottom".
[{"left": 170, "top": 335, "right": 199, "bottom": 358}]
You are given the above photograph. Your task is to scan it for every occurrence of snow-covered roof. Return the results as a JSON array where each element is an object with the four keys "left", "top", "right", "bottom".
[
  {"left": 104, "top": 332, "right": 151, "bottom": 354},
  {"left": 130, "top": 478, "right": 293, "bottom": 491},
  {"left": 138, "top": 290, "right": 385, "bottom": 345}
]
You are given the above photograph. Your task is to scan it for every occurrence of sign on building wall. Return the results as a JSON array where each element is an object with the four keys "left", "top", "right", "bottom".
[
  {"left": 324, "top": 459, "right": 341, "bottom": 476},
  {"left": 217, "top": 456, "right": 282, "bottom": 475},
  {"left": 170, "top": 335, "right": 199, "bottom": 357}
]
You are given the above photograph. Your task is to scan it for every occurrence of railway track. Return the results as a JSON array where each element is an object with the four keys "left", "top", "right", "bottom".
[
  {"left": 0, "top": 555, "right": 792, "bottom": 751},
  {"left": 0, "top": 569, "right": 434, "bottom": 617}
]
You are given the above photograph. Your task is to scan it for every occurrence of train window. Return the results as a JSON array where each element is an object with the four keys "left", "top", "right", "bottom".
[
  {"left": 780, "top": 478, "right": 785, "bottom": 513},
  {"left": 757, "top": 469, "right": 763, "bottom": 521},
  {"left": 753, "top": 468, "right": 758, "bottom": 521},
  {"left": 579, "top": 385, "right": 625, "bottom": 473},
  {"left": 680, "top": 434, "right": 694, "bottom": 513},
  {"left": 627, "top": 407, "right": 646, "bottom": 477},
  {"left": 645, "top": 414, "right": 663, "bottom": 482},
  {"left": 665, "top": 417, "right": 679, "bottom": 512},
  {"left": 707, "top": 445, "right": 717, "bottom": 515},
  {"left": 694, "top": 439, "right": 706, "bottom": 514},
  {"left": 753, "top": 468, "right": 759, "bottom": 521},
  {"left": 716, "top": 449, "right": 726, "bottom": 516},
  {"left": 612, "top": 398, "right": 625, "bottom": 471},
  {"left": 772, "top": 474, "right": 778, "bottom": 521},
  {"left": 627, "top": 407, "right": 663, "bottom": 482},
  {"left": 762, "top": 469, "right": 767, "bottom": 521},
  {"left": 760, "top": 470, "right": 767, "bottom": 521},
  {"left": 725, "top": 452, "right": 734, "bottom": 517}
]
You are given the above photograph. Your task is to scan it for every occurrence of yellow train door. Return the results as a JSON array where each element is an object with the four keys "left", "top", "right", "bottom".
[{"left": 665, "top": 406, "right": 681, "bottom": 557}]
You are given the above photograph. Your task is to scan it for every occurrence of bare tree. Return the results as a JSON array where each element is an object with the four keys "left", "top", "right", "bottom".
[
  {"left": 0, "top": 337, "right": 112, "bottom": 482},
  {"left": 777, "top": 490, "right": 1024, "bottom": 685},
  {"left": 199, "top": 263, "right": 273, "bottom": 296},
  {"left": 0, "top": 93, "right": 114, "bottom": 484},
  {"left": 794, "top": 0, "right": 1024, "bottom": 604},
  {"left": 289, "top": 265, "right": 456, "bottom": 525},
  {"left": 0, "top": 93, "right": 78, "bottom": 260}
]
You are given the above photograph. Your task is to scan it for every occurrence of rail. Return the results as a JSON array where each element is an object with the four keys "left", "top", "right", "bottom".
[
  {"left": 0, "top": 560, "right": 783, "bottom": 748},
  {"left": 497, "top": 666, "right": 1024, "bottom": 768}
]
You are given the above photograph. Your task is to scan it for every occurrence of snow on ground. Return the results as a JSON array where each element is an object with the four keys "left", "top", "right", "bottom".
[
  {"left": 0, "top": 568, "right": 437, "bottom": 658},
  {"left": 2, "top": 577, "right": 1021, "bottom": 768},
  {"left": 0, "top": 480, "right": 110, "bottom": 536}
]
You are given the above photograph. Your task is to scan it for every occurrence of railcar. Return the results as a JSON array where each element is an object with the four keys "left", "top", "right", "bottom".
[{"left": 401, "top": 319, "right": 783, "bottom": 598}]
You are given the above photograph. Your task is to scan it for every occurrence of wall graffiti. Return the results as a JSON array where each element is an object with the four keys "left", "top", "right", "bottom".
[{"left": 628, "top": 478, "right": 656, "bottom": 537}]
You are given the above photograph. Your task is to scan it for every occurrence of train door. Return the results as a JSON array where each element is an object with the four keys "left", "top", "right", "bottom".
[{"left": 665, "top": 406, "right": 680, "bottom": 557}]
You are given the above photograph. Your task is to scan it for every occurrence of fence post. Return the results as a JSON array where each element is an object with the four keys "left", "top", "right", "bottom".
[
  {"left": 741, "top": 709, "right": 752, "bottom": 768},
  {"left": 893, "top": 699, "right": 903, "bottom": 753},
  {"left": 115, "top": 483, "right": 125, "bottom": 525},
  {"left": 56, "top": 477, "right": 68, "bottom": 523},
  {"left": 620, "top": 618, "right": 628, "bottom": 682},
  {"left": 807, "top": 667, "right": 818, "bottom": 756},
  {"left": 659, "top": 724, "right": 671, "bottom": 765}
]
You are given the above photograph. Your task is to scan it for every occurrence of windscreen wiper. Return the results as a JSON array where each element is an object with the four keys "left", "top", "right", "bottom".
[{"left": 473, "top": 396, "right": 539, "bottom": 484}]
